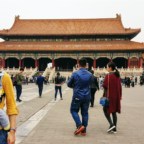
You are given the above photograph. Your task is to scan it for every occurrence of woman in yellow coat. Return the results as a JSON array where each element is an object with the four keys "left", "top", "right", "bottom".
[{"left": 0, "top": 70, "right": 19, "bottom": 144}]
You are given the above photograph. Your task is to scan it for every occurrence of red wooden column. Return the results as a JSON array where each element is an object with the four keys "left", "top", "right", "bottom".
[
  {"left": 2, "top": 58, "right": 5, "bottom": 68},
  {"left": 35, "top": 59, "right": 38, "bottom": 68},
  {"left": 52, "top": 58, "right": 55, "bottom": 68},
  {"left": 109, "top": 58, "right": 112, "bottom": 62},
  {"left": 77, "top": 58, "right": 79, "bottom": 65},
  {"left": 19, "top": 59, "right": 22, "bottom": 68},
  {"left": 22, "top": 60, "right": 24, "bottom": 68},
  {"left": 139, "top": 57, "right": 143, "bottom": 68},
  {"left": 128, "top": 57, "right": 130, "bottom": 68},
  {"left": 93, "top": 58, "right": 96, "bottom": 69},
  {"left": 37, "top": 60, "right": 39, "bottom": 68},
  {"left": 0, "top": 58, "right": 3, "bottom": 68}
]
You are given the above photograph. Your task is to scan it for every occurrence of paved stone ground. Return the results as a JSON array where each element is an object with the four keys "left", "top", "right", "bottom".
[
  {"left": 15, "top": 83, "right": 55, "bottom": 126},
  {"left": 16, "top": 84, "right": 144, "bottom": 144}
]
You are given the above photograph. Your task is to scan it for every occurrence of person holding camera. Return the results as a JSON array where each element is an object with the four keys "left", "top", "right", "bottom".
[{"left": 54, "top": 72, "right": 64, "bottom": 100}]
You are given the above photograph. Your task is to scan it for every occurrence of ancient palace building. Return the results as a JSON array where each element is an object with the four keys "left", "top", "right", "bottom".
[{"left": 0, "top": 14, "right": 144, "bottom": 71}]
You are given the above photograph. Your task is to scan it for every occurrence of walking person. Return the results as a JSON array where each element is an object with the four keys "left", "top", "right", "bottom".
[
  {"left": 131, "top": 77, "right": 135, "bottom": 87},
  {"left": 90, "top": 70, "right": 99, "bottom": 107},
  {"left": 36, "top": 72, "right": 45, "bottom": 98},
  {"left": 26, "top": 76, "right": 29, "bottom": 85},
  {"left": 135, "top": 77, "right": 137, "bottom": 85},
  {"left": 54, "top": 72, "right": 64, "bottom": 100},
  {"left": 0, "top": 67, "right": 19, "bottom": 144},
  {"left": 67, "top": 58, "right": 92, "bottom": 136},
  {"left": 127, "top": 77, "right": 131, "bottom": 88},
  {"left": 99, "top": 76, "right": 104, "bottom": 89},
  {"left": 15, "top": 67, "right": 24, "bottom": 102},
  {"left": 102, "top": 62, "right": 122, "bottom": 133}
]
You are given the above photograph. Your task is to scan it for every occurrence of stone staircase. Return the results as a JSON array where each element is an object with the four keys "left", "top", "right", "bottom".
[
  {"left": 93, "top": 67, "right": 143, "bottom": 77},
  {"left": 0, "top": 67, "right": 38, "bottom": 78},
  {"left": 57, "top": 71, "right": 72, "bottom": 80},
  {"left": 28, "top": 67, "right": 38, "bottom": 79},
  {"left": 42, "top": 67, "right": 55, "bottom": 82}
]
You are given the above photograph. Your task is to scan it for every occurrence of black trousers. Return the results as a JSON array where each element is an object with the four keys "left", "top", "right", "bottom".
[
  {"left": 15, "top": 85, "right": 22, "bottom": 100},
  {"left": 55, "top": 86, "right": 62, "bottom": 99},
  {"left": 38, "top": 84, "right": 43, "bottom": 97},
  {"left": 103, "top": 106, "right": 117, "bottom": 127},
  {"left": 90, "top": 88, "right": 96, "bottom": 107}
]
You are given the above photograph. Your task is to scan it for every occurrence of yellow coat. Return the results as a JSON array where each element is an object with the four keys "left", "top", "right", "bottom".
[{"left": 0, "top": 72, "right": 18, "bottom": 115}]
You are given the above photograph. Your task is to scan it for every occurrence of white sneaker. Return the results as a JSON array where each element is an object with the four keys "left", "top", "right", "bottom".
[
  {"left": 107, "top": 125, "right": 115, "bottom": 133},
  {"left": 112, "top": 128, "right": 117, "bottom": 134}
]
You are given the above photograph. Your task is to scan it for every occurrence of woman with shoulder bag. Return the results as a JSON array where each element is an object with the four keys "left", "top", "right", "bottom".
[{"left": 102, "top": 62, "right": 122, "bottom": 133}]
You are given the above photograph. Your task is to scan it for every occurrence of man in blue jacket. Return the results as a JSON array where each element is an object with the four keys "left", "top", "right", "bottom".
[
  {"left": 67, "top": 58, "right": 92, "bottom": 136},
  {"left": 36, "top": 72, "right": 45, "bottom": 98}
]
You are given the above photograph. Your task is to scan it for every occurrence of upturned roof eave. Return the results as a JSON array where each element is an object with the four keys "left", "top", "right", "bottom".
[
  {"left": 0, "top": 40, "right": 144, "bottom": 52},
  {"left": 0, "top": 49, "right": 144, "bottom": 52},
  {"left": 0, "top": 30, "right": 140, "bottom": 37}
]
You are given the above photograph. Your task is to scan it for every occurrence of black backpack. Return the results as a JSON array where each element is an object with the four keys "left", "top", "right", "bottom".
[
  {"left": 0, "top": 72, "right": 6, "bottom": 103},
  {"left": 13, "top": 75, "right": 17, "bottom": 86}
]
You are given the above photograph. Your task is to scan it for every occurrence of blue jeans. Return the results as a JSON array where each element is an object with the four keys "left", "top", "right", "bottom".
[
  {"left": 70, "top": 98, "right": 90, "bottom": 128},
  {"left": 0, "top": 130, "right": 8, "bottom": 144}
]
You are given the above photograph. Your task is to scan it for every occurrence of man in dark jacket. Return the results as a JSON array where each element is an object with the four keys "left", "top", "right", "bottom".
[
  {"left": 36, "top": 72, "right": 45, "bottom": 98},
  {"left": 67, "top": 58, "right": 92, "bottom": 136},
  {"left": 90, "top": 70, "right": 99, "bottom": 107}
]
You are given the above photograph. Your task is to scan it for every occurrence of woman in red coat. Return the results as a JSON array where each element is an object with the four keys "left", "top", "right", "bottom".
[{"left": 102, "top": 62, "right": 122, "bottom": 133}]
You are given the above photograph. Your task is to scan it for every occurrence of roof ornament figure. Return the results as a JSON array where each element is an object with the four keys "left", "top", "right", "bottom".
[
  {"left": 15, "top": 15, "right": 20, "bottom": 20},
  {"left": 116, "top": 14, "right": 121, "bottom": 19}
]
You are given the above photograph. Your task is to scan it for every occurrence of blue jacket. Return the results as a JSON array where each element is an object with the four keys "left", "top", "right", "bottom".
[
  {"left": 36, "top": 76, "right": 45, "bottom": 85},
  {"left": 67, "top": 68, "right": 92, "bottom": 100}
]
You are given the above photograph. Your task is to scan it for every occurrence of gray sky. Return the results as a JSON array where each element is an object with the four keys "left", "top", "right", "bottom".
[{"left": 0, "top": 0, "right": 144, "bottom": 42}]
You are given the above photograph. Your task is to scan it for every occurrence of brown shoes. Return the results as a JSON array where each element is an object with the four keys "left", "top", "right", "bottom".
[{"left": 74, "top": 125, "right": 85, "bottom": 135}]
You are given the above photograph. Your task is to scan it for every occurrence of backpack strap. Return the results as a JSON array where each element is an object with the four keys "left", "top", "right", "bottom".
[{"left": 0, "top": 71, "right": 5, "bottom": 103}]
